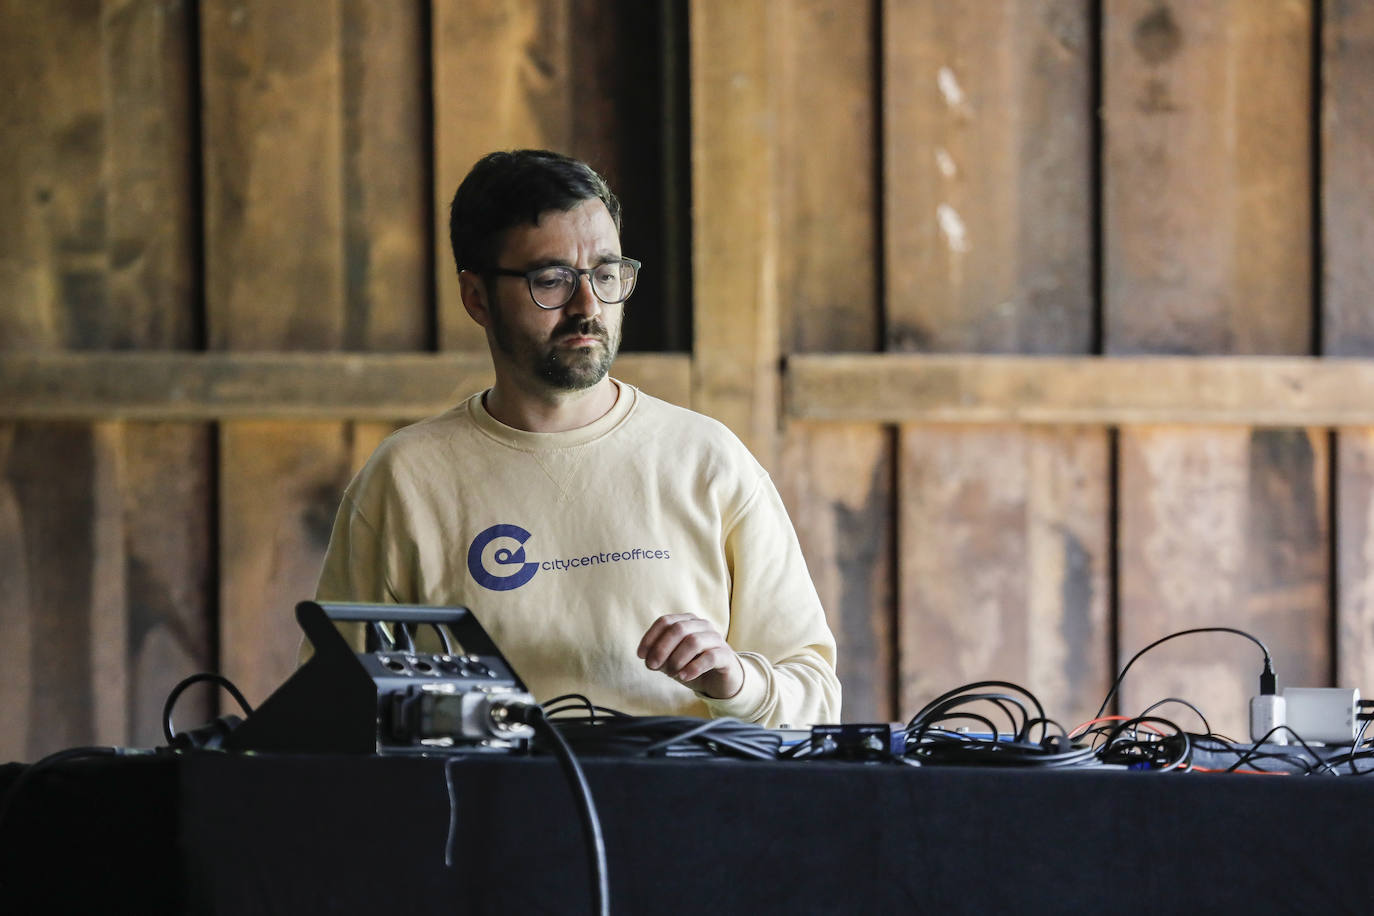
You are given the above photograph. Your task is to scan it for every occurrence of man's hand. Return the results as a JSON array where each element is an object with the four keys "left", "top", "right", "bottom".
[{"left": 636, "top": 613, "right": 745, "bottom": 700}]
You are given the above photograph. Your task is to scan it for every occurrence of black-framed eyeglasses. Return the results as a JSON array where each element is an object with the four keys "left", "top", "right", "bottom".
[{"left": 488, "top": 257, "right": 641, "bottom": 310}]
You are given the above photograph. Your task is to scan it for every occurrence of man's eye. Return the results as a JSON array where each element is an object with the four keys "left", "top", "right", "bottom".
[{"left": 532, "top": 273, "right": 567, "bottom": 289}]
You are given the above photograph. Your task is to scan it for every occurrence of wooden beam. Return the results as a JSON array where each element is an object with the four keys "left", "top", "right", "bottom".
[
  {"left": 18, "top": 351, "right": 1374, "bottom": 428},
  {"left": 689, "top": 0, "right": 782, "bottom": 469},
  {"left": 787, "top": 354, "right": 1374, "bottom": 426},
  {"left": 0, "top": 351, "right": 692, "bottom": 420}
]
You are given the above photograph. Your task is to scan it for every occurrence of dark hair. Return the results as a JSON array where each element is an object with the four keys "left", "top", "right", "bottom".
[{"left": 448, "top": 149, "right": 622, "bottom": 273}]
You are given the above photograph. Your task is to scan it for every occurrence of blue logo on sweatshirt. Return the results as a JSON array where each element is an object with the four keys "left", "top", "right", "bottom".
[{"left": 467, "top": 524, "right": 540, "bottom": 591}]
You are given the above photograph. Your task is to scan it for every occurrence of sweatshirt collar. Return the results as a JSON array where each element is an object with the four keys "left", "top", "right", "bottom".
[{"left": 468, "top": 379, "right": 635, "bottom": 449}]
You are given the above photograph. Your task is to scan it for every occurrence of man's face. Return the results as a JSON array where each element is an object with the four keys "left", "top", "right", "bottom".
[{"left": 483, "top": 198, "right": 624, "bottom": 392}]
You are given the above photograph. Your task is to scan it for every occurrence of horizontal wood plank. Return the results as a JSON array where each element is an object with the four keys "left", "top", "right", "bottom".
[
  {"left": 787, "top": 354, "right": 1374, "bottom": 426},
  {"left": 0, "top": 352, "right": 692, "bottom": 420},
  {"left": 15, "top": 352, "right": 1374, "bottom": 426}
]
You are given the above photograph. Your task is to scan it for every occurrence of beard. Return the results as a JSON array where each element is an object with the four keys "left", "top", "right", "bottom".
[{"left": 490, "top": 305, "right": 620, "bottom": 392}]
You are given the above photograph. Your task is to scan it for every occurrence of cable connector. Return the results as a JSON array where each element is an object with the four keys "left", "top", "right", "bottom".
[
  {"left": 1260, "top": 660, "right": 1277, "bottom": 696},
  {"left": 1250, "top": 660, "right": 1285, "bottom": 745}
]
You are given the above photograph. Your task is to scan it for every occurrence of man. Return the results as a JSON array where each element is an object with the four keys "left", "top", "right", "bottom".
[{"left": 316, "top": 149, "right": 839, "bottom": 727}]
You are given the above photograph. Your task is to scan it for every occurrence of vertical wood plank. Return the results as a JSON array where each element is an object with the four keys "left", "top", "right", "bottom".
[
  {"left": 1024, "top": 429, "right": 1112, "bottom": 724},
  {"left": 0, "top": 0, "right": 106, "bottom": 350},
  {"left": 689, "top": 0, "right": 781, "bottom": 469},
  {"left": 219, "top": 422, "right": 356, "bottom": 706},
  {"left": 1337, "top": 433, "right": 1374, "bottom": 689},
  {"left": 339, "top": 0, "right": 430, "bottom": 351},
  {"left": 884, "top": 0, "right": 1108, "bottom": 726},
  {"left": 771, "top": 0, "right": 893, "bottom": 721},
  {"left": 781, "top": 428, "right": 893, "bottom": 722},
  {"left": 1326, "top": 0, "right": 1374, "bottom": 689},
  {"left": 885, "top": 0, "right": 1094, "bottom": 353},
  {"left": 89, "top": 422, "right": 129, "bottom": 747},
  {"left": 1, "top": 424, "right": 113, "bottom": 757},
  {"left": 202, "top": 0, "right": 345, "bottom": 350},
  {"left": 1321, "top": 0, "right": 1374, "bottom": 357},
  {"left": 1104, "top": 0, "right": 1312, "bottom": 354},
  {"left": 1105, "top": 0, "right": 1323, "bottom": 737},
  {"left": 0, "top": 0, "right": 51, "bottom": 349},
  {"left": 122, "top": 424, "right": 212, "bottom": 748},
  {"left": 1118, "top": 429, "right": 1329, "bottom": 727},
  {"left": 898, "top": 427, "right": 1110, "bottom": 727},
  {"left": 776, "top": 0, "right": 880, "bottom": 357},
  {"left": 0, "top": 428, "right": 31, "bottom": 760},
  {"left": 432, "top": 0, "right": 572, "bottom": 351},
  {"left": 104, "top": 0, "right": 197, "bottom": 349}
]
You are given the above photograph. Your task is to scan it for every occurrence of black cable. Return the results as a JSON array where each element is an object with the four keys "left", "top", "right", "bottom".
[
  {"left": 509, "top": 704, "right": 609, "bottom": 916},
  {"left": 426, "top": 623, "right": 456, "bottom": 655},
  {"left": 1094, "top": 627, "right": 1273, "bottom": 721},
  {"left": 545, "top": 710, "right": 780, "bottom": 761},
  {"left": 897, "top": 681, "right": 1085, "bottom": 768},
  {"left": 1224, "top": 725, "right": 1327, "bottom": 774},
  {"left": 1024, "top": 717, "right": 1067, "bottom": 742},
  {"left": 915, "top": 712, "right": 1001, "bottom": 742},
  {"left": 1186, "top": 734, "right": 1309, "bottom": 775},
  {"left": 1354, "top": 716, "right": 1374, "bottom": 770},
  {"left": 1137, "top": 697, "right": 1214, "bottom": 740},
  {"left": 542, "top": 694, "right": 629, "bottom": 721},
  {"left": 907, "top": 681, "right": 1046, "bottom": 732},
  {"left": 161, "top": 673, "right": 254, "bottom": 747},
  {"left": 1312, "top": 717, "right": 1374, "bottom": 776},
  {"left": 1093, "top": 716, "right": 1190, "bottom": 771}
]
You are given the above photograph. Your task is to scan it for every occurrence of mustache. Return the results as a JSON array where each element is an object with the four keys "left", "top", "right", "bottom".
[{"left": 553, "top": 316, "right": 610, "bottom": 342}]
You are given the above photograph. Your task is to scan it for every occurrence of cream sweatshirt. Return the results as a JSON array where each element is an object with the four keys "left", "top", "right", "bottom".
[{"left": 315, "top": 381, "right": 840, "bottom": 727}]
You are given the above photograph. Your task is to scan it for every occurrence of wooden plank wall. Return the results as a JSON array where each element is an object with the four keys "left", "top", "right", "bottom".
[
  {"left": 1, "top": 0, "right": 212, "bottom": 754},
  {"left": 882, "top": 0, "right": 1110, "bottom": 729},
  {"left": 4, "top": 0, "right": 1373, "bottom": 760}
]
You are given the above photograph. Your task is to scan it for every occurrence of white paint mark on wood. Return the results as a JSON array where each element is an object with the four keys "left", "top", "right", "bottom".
[
  {"left": 937, "top": 204, "right": 970, "bottom": 253},
  {"left": 935, "top": 147, "right": 957, "bottom": 178},
  {"left": 937, "top": 66, "right": 969, "bottom": 113}
]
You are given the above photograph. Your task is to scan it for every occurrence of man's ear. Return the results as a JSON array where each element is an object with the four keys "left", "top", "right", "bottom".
[{"left": 458, "top": 271, "right": 493, "bottom": 328}]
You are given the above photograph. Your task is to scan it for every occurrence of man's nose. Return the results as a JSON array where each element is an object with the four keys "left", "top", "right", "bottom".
[{"left": 564, "top": 273, "right": 602, "bottom": 317}]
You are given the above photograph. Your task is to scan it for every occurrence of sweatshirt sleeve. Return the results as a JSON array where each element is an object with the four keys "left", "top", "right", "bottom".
[
  {"left": 315, "top": 492, "right": 398, "bottom": 605},
  {"left": 697, "top": 474, "right": 841, "bottom": 727}
]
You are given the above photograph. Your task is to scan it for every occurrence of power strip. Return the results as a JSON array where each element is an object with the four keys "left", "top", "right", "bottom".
[
  {"left": 1284, "top": 687, "right": 1361, "bottom": 745},
  {"left": 1250, "top": 687, "right": 1362, "bottom": 746}
]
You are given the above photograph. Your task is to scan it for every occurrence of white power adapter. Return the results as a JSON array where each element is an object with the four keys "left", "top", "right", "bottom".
[
  {"left": 1249, "top": 693, "right": 1286, "bottom": 745},
  {"left": 1284, "top": 687, "right": 1361, "bottom": 745}
]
